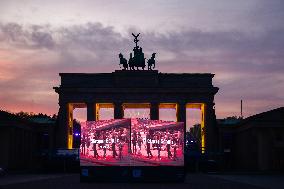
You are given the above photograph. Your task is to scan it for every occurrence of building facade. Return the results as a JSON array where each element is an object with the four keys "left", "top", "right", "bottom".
[
  {"left": 218, "top": 107, "right": 284, "bottom": 171},
  {"left": 54, "top": 70, "right": 219, "bottom": 153},
  {"left": 0, "top": 111, "right": 54, "bottom": 170}
]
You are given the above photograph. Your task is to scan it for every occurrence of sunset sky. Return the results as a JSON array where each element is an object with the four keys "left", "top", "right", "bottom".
[{"left": 0, "top": 0, "right": 284, "bottom": 119}]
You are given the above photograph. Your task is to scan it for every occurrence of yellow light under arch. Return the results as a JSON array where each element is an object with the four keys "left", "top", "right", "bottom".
[
  {"left": 159, "top": 103, "right": 178, "bottom": 122},
  {"left": 186, "top": 103, "right": 206, "bottom": 153},
  {"left": 96, "top": 103, "right": 114, "bottom": 120}
]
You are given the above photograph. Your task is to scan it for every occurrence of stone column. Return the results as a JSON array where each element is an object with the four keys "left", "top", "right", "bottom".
[
  {"left": 87, "top": 102, "right": 96, "bottom": 121},
  {"left": 177, "top": 102, "right": 186, "bottom": 126},
  {"left": 204, "top": 102, "right": 218, "bottom": 153},
  {"left": 150, "top": 102, "right": 159, "bottom": 120},
  {"left": 114, "top": 101, "right": 123, "bottom": 119},
  {"left": 56, "top": 102, "right": 72, "bottom": 148}
]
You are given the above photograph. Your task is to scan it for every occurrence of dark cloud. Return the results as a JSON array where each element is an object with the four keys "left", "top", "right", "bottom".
[
  {"left": 0, "top": 23, "right": 55, "bottom": 49},
  {"left": 31, "top": 30, "right": 54, "bottom": 49},
  {"left": 0, "top": 22, "right": 283, "bottom": 117}
]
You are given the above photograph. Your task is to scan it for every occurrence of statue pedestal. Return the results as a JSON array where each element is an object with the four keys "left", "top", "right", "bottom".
[{"left": 113, "top": 70, "right": 159, "bottom": 87}]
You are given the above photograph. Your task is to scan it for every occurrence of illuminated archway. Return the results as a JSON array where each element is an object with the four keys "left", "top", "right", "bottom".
[
  {"left": 66, "top": 103, "right": 87, "bottom": 149},
  {"left": 96, "top": 103, "right": 114, "bottom": 120},
  {"left": 123, "top": 103, "right": 151, "bottom": 119},
  {"left": 159, "top": 103, "right": 177, "bottom": 121},
  {"left": 186, "top": 103, "right": 205, "bottom": 153}
]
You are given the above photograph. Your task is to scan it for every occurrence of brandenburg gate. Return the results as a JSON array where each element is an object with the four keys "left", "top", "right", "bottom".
[{"left": 53, "top": 34, "right": 219, "bottom": 153}]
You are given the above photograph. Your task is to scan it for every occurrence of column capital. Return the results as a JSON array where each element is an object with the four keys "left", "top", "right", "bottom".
[
  {"left": 86, "top": 101, "right": 96, "bottom": 105},
  {"left": 113, "top": 101, "right": 123, "bottom": 106},
  {"left": 205, "top": 101, "right": 215, "bottom": 107},
  {"left": 58, "top": 101, "right": 68, "bottom": 107},
  {"left": 150, "top": 101, "right": 159, "bottom": 106},
  {"left": 177, "top": 101, "right": 187, "bottom": 106}
]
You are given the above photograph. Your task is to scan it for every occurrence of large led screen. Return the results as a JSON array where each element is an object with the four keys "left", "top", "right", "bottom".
[{"left": 80, "top": 118, "right": 184, "bottom": 166}]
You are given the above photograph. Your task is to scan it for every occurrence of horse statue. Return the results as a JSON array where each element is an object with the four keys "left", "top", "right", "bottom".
[
  {"left": 128, "top": 53, "right": 135, "bottom": 70},
  {"left": 147, "top": 53, "right": 156, "bottom": 70},
  {"left": 119, "top": 53, "right": 128, "bottom": 70},
  {"left": 118, "top": 34, "right": 156, "bottom": 71}
]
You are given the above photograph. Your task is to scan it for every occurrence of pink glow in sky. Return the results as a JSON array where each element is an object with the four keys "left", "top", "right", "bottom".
[{"left": 0, "top": 0, "right": 284, "bottom": 119}]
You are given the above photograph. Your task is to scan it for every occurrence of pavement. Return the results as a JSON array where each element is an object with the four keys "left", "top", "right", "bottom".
[
  {"left": 0, "top": 173, "right": 284, "bottom": 189},
  {"left": 210, "top": 174, "right": 284, "bottom": 189}
]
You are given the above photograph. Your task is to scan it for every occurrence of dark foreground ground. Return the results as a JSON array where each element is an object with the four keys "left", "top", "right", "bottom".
[{"left": 1, "top": 173, "right": 284, "bottom": 189}]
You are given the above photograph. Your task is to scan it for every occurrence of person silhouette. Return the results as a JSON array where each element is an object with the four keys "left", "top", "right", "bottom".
[
  {"left": 86, "top": 135, "right": 90, "bottom": 156},
  {"left": 166, "top": 135, "right": 172, "bottom": 159},
  {"left": 132, "top": 130, "right": 137, "bottom": 155},
  {"left": 157, "top": 132, "right": 162, "bottom": 160},
  {"left": 111, "top": 132, "right": 118, "bottom": 158},
  {"left": 137, "top": 132, "right": 143, "bottom": 155},
  {"left": 146, "top": 132, "right": 153, "bottom": 158},
  {"left": 93, "top": 133, "right": 99, "bottom": 159},
  {"left": 172, "top": 135, "right": 178, "bottom": 161},
  {"left": 102, "top": 131, "right": 107, "bottom": 158},
  {"left": 81, "top": 134, "right": 86, "bottom": 155}
]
